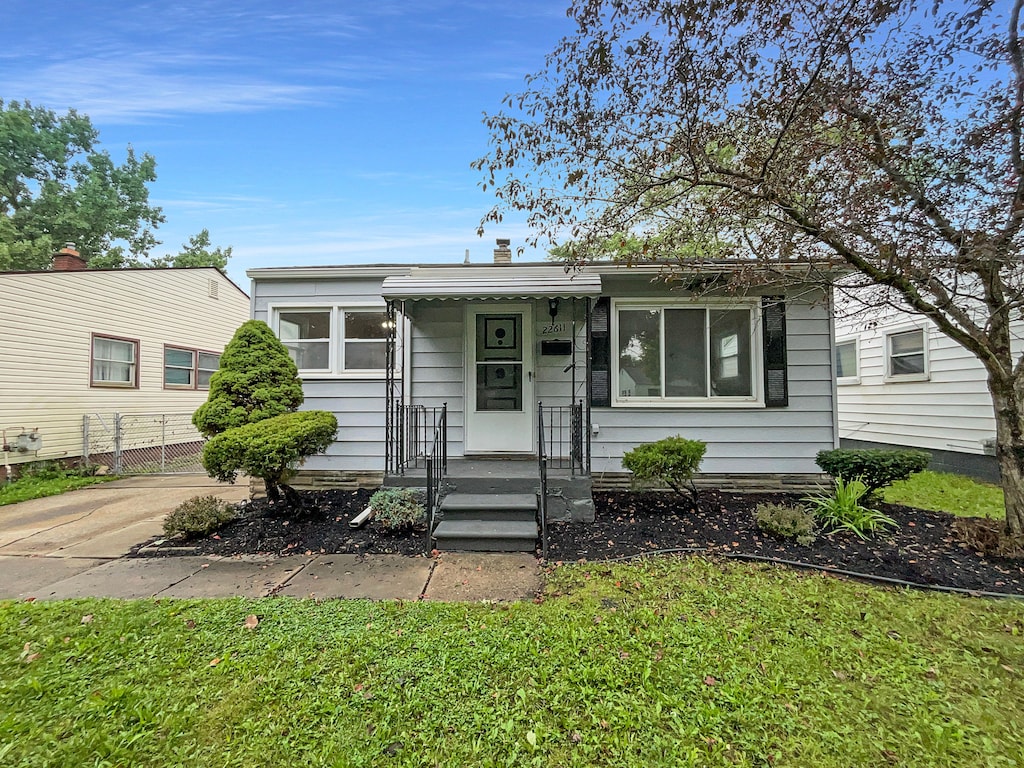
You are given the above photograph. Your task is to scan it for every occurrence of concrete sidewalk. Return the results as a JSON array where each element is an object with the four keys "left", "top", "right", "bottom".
[
  {"left": 0, "top": 552, "right": 543, "bottom": 602},
  {"left": 0, "top": 475, "right": 544, "bottom": 602}
]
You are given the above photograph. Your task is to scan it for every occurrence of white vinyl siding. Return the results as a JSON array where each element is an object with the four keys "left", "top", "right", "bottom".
[
  {"left": 0, "top": 268, "right": 249, "bottom": 469},
  {"left": 836, "top": 312, "right": 1024, "bottom": 456}
]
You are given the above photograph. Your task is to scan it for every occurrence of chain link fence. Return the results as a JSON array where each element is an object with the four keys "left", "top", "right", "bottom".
[{"left": 83, "top": 412, "right": 205, "bottom": 474}]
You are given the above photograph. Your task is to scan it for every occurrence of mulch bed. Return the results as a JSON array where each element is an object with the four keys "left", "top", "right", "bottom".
[{"left": 133, "top": 487, "right": 1024, "bottom": 597}]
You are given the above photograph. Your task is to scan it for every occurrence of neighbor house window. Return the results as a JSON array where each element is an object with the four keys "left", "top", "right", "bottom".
[
  {"left": 835, "top": 339, "right": 859, "bottom": 384},
  {"left": 614, "top": 302, "right": 758, "bottom": 403},
  {"left": 92, "top": 335, "right": 138, "bottom": 387},
  {"left": 886, "top": 328, "right": 927, "bottom": 380},
  {"left": 164, "top": 346, "right": 221, "bottom": 389},
  {"left": 273, "top": 306, "right": 389, "bottom": 375}
]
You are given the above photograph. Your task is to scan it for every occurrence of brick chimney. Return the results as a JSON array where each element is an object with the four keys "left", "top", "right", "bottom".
[
  {"left": 52, "top": 243, "right": 86, "bottom": 271},
  {"left": 493, "top": 238, "right": 512, "bottom": 265}
]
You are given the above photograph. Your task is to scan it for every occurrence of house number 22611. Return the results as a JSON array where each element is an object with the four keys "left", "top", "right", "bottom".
[{"left": 540, "top": 323, "right": 567, "bottom": 335}]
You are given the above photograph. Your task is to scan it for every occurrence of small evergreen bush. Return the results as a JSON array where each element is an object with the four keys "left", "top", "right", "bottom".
[
  {"left": 622, "top": 435, "right": 707, "bottom": 500},
  {"left": 370, "top": 488, "right": 426, "bottom": 532},
  {"left": 803, "top": 476, "right": 897, "bottom": 539},
  {"left": 202, "top": 410, "right": 338, "bottom": 507},
  {"left": 755, "top": 502, "right": 817, "bottom": 545},
  {"left": 163, "top": 495, "right": 236, "bottom": 538},
  {"left": 815, "top": 448, "right": 930, "bottom": 496}
]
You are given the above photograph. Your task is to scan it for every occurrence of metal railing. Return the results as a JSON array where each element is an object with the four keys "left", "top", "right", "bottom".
[
  {"left": 537, "top": 400, "right": 587, "bottom": 476},
  {"left": 390, "top": 404, "right": 447, "bottom": 474},
  {"left": 536, "top": 402, "right": 550, "bottom": 560},
  {"left": 424, "top": 403, "right": 448, "bottom": 554}
]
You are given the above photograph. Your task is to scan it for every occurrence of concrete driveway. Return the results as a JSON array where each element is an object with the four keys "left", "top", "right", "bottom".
[{"left": 0, "top": 476, "right": 545, "bottom": 602}]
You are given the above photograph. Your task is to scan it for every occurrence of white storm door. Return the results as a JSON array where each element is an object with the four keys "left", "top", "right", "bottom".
[{"left": 465, "top": 305, "right": 534, "bottom": 453}]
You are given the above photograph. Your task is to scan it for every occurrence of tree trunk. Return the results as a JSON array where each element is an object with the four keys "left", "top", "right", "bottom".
[
  {"left": 990, "top": 381, "right": 1024, "bottom": 536},
  {"left": 265, "top": 479, "right": 281, "bottom": 503}
]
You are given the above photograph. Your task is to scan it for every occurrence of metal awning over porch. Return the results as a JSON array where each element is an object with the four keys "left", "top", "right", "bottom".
[{"left": 381, "top": 265, "right": 602, "bottom": 301}]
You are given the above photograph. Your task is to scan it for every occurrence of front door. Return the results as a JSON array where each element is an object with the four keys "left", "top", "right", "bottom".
[{"left": 465, "top": 305, "right": 534, "bottom": 453}]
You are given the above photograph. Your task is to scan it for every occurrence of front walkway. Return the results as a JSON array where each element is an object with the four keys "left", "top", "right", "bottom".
[{"left": 0, "top": 476, "right": 543, "bottom": 602}]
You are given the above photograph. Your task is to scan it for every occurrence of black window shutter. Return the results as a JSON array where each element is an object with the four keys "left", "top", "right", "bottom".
[
  {"left": 590, "top": 297, "right": 611, "bottom": 408},
  {"left": 762, "top": 296, "right": 789, "bottom": 407}
]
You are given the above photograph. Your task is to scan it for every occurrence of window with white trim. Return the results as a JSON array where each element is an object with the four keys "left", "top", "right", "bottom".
[
  {"left": 886, "top": 328, "right": 927, "bottom": 380},
  {"left": 614, "top": 302, "right": 758, "bottom": 403},
  {"left": 92, "top": 335, "right": 138, "bottom": 387},
  {"left": 164, "top": 346, "right": 221, "bottom": 389},
  {"left": 835, "top": 339, "right": 859, "bottom": 383},
  {"left": 273, "top": 306, "right": 389, "bottom": 375}
]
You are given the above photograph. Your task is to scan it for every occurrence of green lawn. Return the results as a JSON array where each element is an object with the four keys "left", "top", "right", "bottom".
[
  {"left": 0, "top": 473, "right": 118, "bottom": 507},
  {"left": 883, "top": 470, "right": 1006, "bottom": 519},
  {"left": 2, "top": 558, "right": 1022, "bottom": 767}
]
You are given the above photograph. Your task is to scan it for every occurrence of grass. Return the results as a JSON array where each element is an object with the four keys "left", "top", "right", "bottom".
[
  {"left": 883, "top": 470, "right": 1006, "bottom": 519},
  {"left": 2, "top": 558, "right": 1023, "bottom": 767},
  {"left": 0, "top": 472, "right": 117, "bottom": 507}
]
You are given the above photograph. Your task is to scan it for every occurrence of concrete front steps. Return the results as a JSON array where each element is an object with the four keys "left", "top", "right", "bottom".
[{"left": 431, "top": 493, "right": 538, "bottom": 553}]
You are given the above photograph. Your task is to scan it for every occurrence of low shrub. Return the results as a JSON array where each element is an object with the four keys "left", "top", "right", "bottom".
[
  {"left": 755, "top": 502, "right": 817, "bottom": 546},
  {"left": 815, "top": 448, "right": 930, "bottom": 496},
  {"left": 622, "top": 436, "right": 707, "bottom": 501},
  {"left": 202, "top": 410, "right": 338, "bottom": 507},
  {"left": 952, "top": 518, "right": 1024, "bottom": 559},
  {"left": 163, "top": 495, "right": 236, "bottom": 538},
  {"left": 804, "top": 476, "right": 897, "bottom": 539},
  {"left": 370, "top": 488, "right": 426, "bottom": 532}
]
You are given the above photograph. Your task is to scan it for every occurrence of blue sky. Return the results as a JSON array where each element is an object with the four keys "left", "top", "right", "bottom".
[{"left": 1, "top": 1, "right": 573, "bottom": 287}]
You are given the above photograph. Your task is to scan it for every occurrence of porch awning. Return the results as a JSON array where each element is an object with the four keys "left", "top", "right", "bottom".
[{"left": 381, "top": 266, "right": 602, "bottom": 301}]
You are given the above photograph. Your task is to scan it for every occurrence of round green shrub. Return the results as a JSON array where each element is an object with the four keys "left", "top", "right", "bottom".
[
  {"left": 754, "top": 502, "right": 817, "bottom": 546},
  {"left": 369, "top": 488, "right": 426, "bottom": 532},
  {"left": 202, "top": 410, "right": 338, "bottom": 506},
  {"left": 622, "top": 435, "right": 707, "bottom": 498},
  {"left": 815, "top": 448, "right": 931, "bottom": 496},
  {"left": 193, "top": 320, "right": 304, "bottom": 438},
  {"left": 163, "top": 495, "right": 236, "bottom": 538}
]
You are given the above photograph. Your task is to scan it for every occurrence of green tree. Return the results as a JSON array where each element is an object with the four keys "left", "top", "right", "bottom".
[
  {"left": 193, "top": 320, "right": 305, "bottom": 438},
  {"left": 0, "top": 100, "right": 164, "bottom": 270},
  {"left": 477, "top": 0, "right": 1024, "bottom": 537},
  {"left": 153, "top": 229, "right": 232, "bottom": 272}
]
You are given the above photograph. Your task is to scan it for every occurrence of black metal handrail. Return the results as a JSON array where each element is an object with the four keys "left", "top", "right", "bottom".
[
  {"left": 424, "top": 403, "right": 447, "bottom": 554},
  {"left": 536, "top": 402, "right": 549, "bottom": 560},
  {"left": 392, "top": 404, "right": 447, "bottom": 474},
  {"left": 538, "top": 400, "right": 587, "bottom": 476}
]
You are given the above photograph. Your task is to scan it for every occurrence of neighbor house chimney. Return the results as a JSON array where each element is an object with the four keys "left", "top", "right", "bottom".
[
  {"left": 493, "top": 238, "right": 512, "bottom": 265},
  {"left": 52, "top": 243, "right": 86, "bottom": 271}
]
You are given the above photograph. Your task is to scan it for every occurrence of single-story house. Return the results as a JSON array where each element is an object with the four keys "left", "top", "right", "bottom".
[
  {"left": 834, "top": 304, "right": 1024, "bottom": 483},
  {"left": 0, "top": 246, "right": 250, "bottom": 478},
  {"left": 248, "top": 241, "right": 839, "bottom": 550}
]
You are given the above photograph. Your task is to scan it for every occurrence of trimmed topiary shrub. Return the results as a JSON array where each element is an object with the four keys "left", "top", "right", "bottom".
[
  {"left": 163, "top": 495, "right": 236, "bottom": 538},
  {"left": 754, "top": 502, "right": 817, "bottom": 546},
  {"left": 622, "top": 435, "right": 707, "bottom": 501},
  {"left": 192, "top": 320, "right": 304, "bottom": 438},
  {"left": 202, "top": 410, "right": 338, "bottom": 507},
  {"left": 369, "top": 488, "right": 426, "bottom": 532},
  {"left": 815, "top": 448, "right": 931, "bottom": 496}
]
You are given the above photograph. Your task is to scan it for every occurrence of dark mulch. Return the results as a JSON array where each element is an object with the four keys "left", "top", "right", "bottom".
[
  {"left": 547, "top": 490, "right": 1024, "bottom": 597},
  {"left": 134, "top": 487, "right": 1024, "bottom": 597}
]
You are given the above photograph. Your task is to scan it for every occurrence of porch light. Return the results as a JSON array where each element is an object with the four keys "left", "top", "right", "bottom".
[{"left": 548, "top": 298, "right": 560, "bottom": 319}]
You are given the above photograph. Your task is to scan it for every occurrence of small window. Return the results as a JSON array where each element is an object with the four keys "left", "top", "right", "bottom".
[
  {"left": 342, "top": 310, "right": 388, "bottom": 371},
  {"left": 164, "top": 347, "right": 196, "bottom": 387},
  {"left": 279, "top": 310, "right": 331, "bottom": 371},
  {"left": 835, "top": 339, "right": 859, "bottom": 383},
  {"left": 164, "top": 347, "right": 221, "bottom": 389},
  {"left": 886, "top": 328, "right": 927, "bottom": 380},
  {"left": 197, "top": 352, "right": 220, "bottom": 388},
  {"left": 92, "top": 335, "right": 138, "bottom": 387}
]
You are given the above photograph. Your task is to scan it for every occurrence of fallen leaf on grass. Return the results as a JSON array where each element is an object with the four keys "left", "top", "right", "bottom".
[
  {"left": 243, "top": 615, "right": 259, "bottom": 630},
  {"left": 704, "top": 675, "right": 718, "bottom": 686},
  {"left": 80, "top": 614, "right": 94, "bottom": 624},
  {"left": 209, "top": 657, "right": 221, "bottom": 667}
]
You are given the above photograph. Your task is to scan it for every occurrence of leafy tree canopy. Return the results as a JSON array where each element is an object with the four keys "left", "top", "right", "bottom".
[
  {"left": 0, "top": 100, "right": 230, "bottom": 272},
  {"left": 477, "top": 0, "right": 1024, "bottom": 537}
]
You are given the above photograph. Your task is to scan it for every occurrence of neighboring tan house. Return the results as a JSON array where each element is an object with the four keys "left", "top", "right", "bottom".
[
  {"left": 0, "top": 246, "right": 250, "bottom": 479},
  {"left": 834, "top": 305, "right": 1024, "bottom": 483},
  {"left": 248, "top": 242, "right": 840, "bottom": 551}
]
